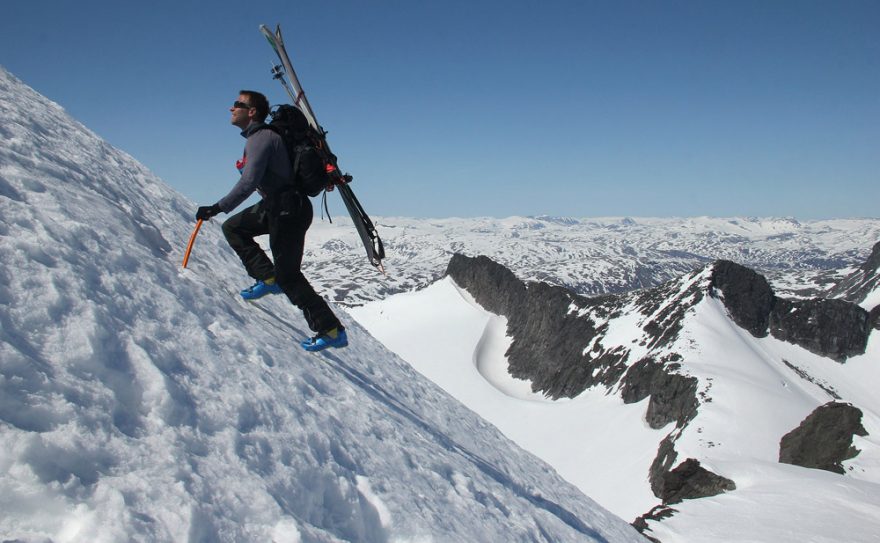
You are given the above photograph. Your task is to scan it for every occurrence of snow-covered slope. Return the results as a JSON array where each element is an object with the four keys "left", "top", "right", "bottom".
[
  {"left": 305, "top": 215, "right": 880, "bottom": 306},
  {"left": 0, "top": 67, "right": 644, "bottom": 542},
  {"left": 351, "top": 259, "right": 880, "bottom": 543},
  {"left": 349, "top": 278, "right": 663, "bottom": 520}
]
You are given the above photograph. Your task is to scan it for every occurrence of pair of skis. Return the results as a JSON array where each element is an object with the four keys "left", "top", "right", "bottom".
[
  {"left": 259, "top": 24, "right": 386, "bottom": 274},
  {"left": 183, "top": 24, "right": 386, "bottom": 274}
]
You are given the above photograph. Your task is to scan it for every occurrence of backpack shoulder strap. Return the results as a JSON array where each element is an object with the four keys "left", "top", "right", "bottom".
[{"left": 292, "top": 143, "right": 304, "bottom": 178}]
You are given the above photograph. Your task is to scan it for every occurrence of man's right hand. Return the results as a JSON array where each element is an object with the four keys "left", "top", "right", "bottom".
[{"left": 196, "top": 204, "right": 221, "bottom": 221}]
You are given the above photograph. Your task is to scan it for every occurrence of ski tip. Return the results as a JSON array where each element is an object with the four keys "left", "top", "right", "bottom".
[{"left": 259, "top": 24, "right": 280, "bottom": 37}]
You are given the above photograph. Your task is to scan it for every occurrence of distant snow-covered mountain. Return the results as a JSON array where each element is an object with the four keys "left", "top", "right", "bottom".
[
  {"left": 306, "top": 215, "right": 880, "bottom": 306},
  {"left": 0, "top": 66, "right": 643, "bottom": 542}
]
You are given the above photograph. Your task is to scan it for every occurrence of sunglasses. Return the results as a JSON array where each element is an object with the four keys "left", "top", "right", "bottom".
[{"left": 232, "top": 101, "right": 253, "bottom": 109}]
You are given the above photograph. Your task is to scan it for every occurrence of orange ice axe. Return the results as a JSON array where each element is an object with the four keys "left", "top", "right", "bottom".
[{"left": 182, "top": 219, "right": 203, "bottom": 268}]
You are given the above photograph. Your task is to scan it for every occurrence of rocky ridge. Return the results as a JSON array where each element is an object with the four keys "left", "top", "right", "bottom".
[{"left": 445, "top": 247, "right": 877, "bottom": 533}]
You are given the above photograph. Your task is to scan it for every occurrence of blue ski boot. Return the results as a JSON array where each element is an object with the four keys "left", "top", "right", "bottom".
[
  {"left": 240, "top": 279, "right": 283, "bottom": 300},
  {"left": 301, "top": 328, "right": 348, "bottom": 352}
]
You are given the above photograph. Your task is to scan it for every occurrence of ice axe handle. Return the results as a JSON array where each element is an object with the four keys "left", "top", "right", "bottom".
[{"left": 182, "top": 219, "right": 204, "bottom": 268}]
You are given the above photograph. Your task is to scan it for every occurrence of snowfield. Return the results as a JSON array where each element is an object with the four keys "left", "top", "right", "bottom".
[
  {"left": 0, "top": 66, "right": 643, "bottom": 542},
  {"left": 349, "top": 279, "right": 665, "bottom": 520}
]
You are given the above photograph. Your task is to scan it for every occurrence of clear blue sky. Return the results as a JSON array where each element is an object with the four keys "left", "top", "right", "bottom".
[{"left": 2, "top": 0, "right": 878, "bottom": 219}]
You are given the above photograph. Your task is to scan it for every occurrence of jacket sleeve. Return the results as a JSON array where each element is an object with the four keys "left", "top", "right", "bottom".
[{"left": 217, "top": 130, "right": 275, "bottom": 213}]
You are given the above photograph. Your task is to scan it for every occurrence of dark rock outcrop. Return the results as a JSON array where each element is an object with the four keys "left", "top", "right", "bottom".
[
  {"left": 648, "top": 435, "right": 679, "bottom": 499},
  {"left": 504, "top": 281, "right": 619, "bottom": 399},
  {"left": 770, "top": 298, "right": 871, "bottom": 362},
  {"left": 445, "top": 254, "right": 524, "bottom": 316},
  {"left": 446, "top": 253, "right": 625, "bottom": 399},
  {"left": 648, "top": 434, "right": 736, "bottom": 504},
  {"left": 446, "top": 254, "right": 703, "bottom": 406},
  {"left": 448, "top": 254, "right": 746, "bottom": 518},
  {"left": 779, "top": 402, "right": 868, "bottom": 473},
  {"left": 632, "top": 505, "right": 677, "bottom": 542},
  {"left": 710, "top": 260, "right": 774, "bottom": 337},
  {"left": 658, "top": 459, "right": 736, "bottom": 504},
  {"left": 708, "top": 260, "right": 871, "bottom": 361},
  {"left": 620, "top": 356, "right": 699, "bottom": 429}
]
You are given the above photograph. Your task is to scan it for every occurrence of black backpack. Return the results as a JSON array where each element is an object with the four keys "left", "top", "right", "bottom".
[{"left": 267, "top": 104, "right": 337, "bottom": 197}]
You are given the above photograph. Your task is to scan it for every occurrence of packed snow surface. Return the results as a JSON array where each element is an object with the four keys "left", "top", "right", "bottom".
[{"left": 0, "top": 66, "right": 644, "bottom": 542}]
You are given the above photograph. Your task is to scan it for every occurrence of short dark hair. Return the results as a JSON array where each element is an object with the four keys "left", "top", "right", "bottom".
[{"left": 239, "top": 90, "right": 270, "bottom": 122}]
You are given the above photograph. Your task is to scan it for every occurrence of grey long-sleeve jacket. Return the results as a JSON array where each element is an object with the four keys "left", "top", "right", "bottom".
[{"left": 217, "top": 121, "right": 291, "bottom": 213}]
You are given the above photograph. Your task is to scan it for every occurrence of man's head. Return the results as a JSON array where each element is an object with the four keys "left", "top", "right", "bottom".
[{"left": 230, "top": 90, "right": 270, "bottom": 129}]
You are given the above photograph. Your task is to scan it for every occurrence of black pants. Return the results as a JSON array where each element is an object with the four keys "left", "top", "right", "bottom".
[{"left": 222, "top": 193, "right": 341, "bottom": 334}]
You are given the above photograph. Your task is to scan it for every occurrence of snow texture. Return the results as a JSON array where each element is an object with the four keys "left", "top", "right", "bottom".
[{"left": 0, "top": 66, "right": 643, "bottom": 542}]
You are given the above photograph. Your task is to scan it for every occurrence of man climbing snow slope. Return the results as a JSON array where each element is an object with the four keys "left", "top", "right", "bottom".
[{"left": 196, "top": 90, "right": 347, "bottom": 352}]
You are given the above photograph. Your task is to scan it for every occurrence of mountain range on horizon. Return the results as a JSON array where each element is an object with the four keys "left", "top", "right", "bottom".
[
  {"left": 2, "top": 64, "right": 879, "bottom": 543},
  {"left": 302, "top": 213, "right": 880, "bottom": 307}
]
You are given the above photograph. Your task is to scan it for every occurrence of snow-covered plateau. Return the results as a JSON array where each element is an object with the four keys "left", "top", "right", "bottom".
[{"left": 303, "top": 214, "right": 880, "bottom": 306}]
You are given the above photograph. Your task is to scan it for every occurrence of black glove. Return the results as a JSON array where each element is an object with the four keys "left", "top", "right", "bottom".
[{"left": 196, "top": 204, "right": 222, "bottom": 221}]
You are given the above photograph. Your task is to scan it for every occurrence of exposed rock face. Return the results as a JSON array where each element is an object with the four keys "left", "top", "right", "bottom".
[
  {"left": 620, "top": 356, "right": 699, "bottom": 429},
  {"left": 648, "top": 435, "right": 679, "bottom": 498},
  {"left": 647, "top": 434, "right": 735, "bottom": 505},
  {"left": 658, "top": 459, "right": 736, "bottom": 504},
  {"left": 445, "top": 254, "right": 524, "bottom": 316},
  {"left": 779, "top": 402, "right": 868, "bottom": 473},
  {"left": 708, "top": 260, "right": 871, "bottom": 361},
  {"left": 505, "top": 282, "right": 620, "bottom": 399},
  {"left": 826, "top": 239, "right": 880, "bottom": 331},
  {"left": 631, "top": 271, "right": 706, "bottom": 351},
  {"left": 770, "top": 298, "right": 871, "bottom": 362},
  {"left": 446, "top": 253, "right": 624, "bottom": 399},
  {"left": 446, "top": 254, "right": 697, "bottom": 403},
  {"left": 632, "top": 505, "right": 677, "bottom": 542},
  {"left": 710, "top": 260, "right": 774, "bottom": 337}
]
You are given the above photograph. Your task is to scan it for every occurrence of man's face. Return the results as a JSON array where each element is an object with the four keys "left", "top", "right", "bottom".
[{"left": 230, "top": 94, "right": 255, "bottom": 129}]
